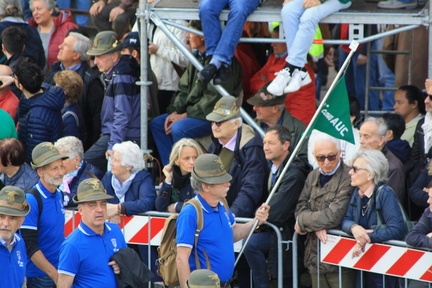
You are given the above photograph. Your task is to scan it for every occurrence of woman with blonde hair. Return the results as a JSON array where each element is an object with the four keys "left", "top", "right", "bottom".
[{"left": 155, "top": 138, "right": 203, "bottom": 212}]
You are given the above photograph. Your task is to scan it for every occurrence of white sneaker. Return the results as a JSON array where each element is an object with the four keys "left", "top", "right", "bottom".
[
  {"left": 267, "top": 68, "right": 292, "bottom": 96},
  {"left": 284, "top": 69, "right": 312, "bottom": 93}
]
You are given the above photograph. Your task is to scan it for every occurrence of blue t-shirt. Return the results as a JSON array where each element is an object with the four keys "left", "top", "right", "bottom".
[
  {"left": 58, "top": 222, "right": 127, "bottom": 288},
  {"left": 176, "top": 195, "right": 235, "bottom": 282},
  {"left": 21, "top": 182, "right": 65, "bottom": 277},
  {"left": 0, "top": 234, "right": 27, "bottom": 288}
]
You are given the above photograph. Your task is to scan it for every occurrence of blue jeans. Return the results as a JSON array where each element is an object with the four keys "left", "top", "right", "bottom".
[
  {"left": 150, "top": 114, "right": 212, "bottom": 166},
  {"left": 282, "top": 0, "right": 351, "bottom": 67},
  {"left": 27, "top": 276, "right": 56, "bottom": 288},
  {"left": 374, "top": 38, "right": 395, "bottom": 110},
  {"left": 243, "top": 231, "right": 271, "bottom": 288},
  {"left": 199, "top": 0, "right": 259, "bottom": 65}
]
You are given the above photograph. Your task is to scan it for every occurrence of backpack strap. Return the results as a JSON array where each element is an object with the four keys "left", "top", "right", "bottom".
[
  {"left": 26, "top": 188, "right": 43, "bottom": 227},
  {"left": 185, "top": 199, "right": 208, "bottom": 270}
]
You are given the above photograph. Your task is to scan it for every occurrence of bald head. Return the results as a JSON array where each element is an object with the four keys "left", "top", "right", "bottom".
[{"left": 0, "top": 64, "right": 12, "bottom": 76}]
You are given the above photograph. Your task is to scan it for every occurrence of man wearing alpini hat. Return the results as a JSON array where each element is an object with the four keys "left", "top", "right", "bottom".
[
  {"left": 176, "top": 154, "right": 270, "bottom": 288},
  {"left": 57, "top": 178, "right": 127, "bottom": 288},
  {"left": 206, "top": 96, "right": 268, "bottom": 218},
  {"left": 21, "top": 142, "right": 68, "bottom": 288},
  {"left": 0, "top": 186, "right": 30, "bottom": 288},
  {"left": 84, "top": 30, "right": 140, "bottom": 173}
]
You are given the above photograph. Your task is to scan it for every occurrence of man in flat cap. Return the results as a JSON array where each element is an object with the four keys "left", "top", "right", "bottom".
[
  {"left": 57, "top": 178, "right": 127, "bottom": 288},
  {"left": 84, "top": 30, "right": 140, "bottom": 172},
  {"left": 176, "top": 154, "right": 270, "bottom": 288},
  {"left": 0, "top": 186, "right": 30, "bottom": 288},
  {"left": 247, "top": 84, "right": 308, "bottom": 158},
  {"left": 21, "top": 142, "right": 68, "bottom": 288}
]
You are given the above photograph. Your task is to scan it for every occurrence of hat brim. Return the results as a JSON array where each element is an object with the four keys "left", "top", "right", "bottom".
[
  {"left": 31, "top": 154, "right": 69, "bottom": 169},
  {"left": 247, "top": 93, "right": 286, "bottom": 107},
  {"left": 87, "top": 43, "right": 123, "bottom": 56},
  {"left": 206, "top": 111, "right": 240, "bottom": 122},
  {"left": 192, "top": 170, "right": 232, "bottom": 184},
  {"left": 0, "top": 205, "right": 30, "bottom": 217},
  {"left": 72, "top": 193, "right": 114, "bottom": 204}
]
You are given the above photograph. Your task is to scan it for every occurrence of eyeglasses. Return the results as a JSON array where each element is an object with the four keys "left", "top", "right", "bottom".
[
  {"left": 315, "top": 154, "right": 337, "bottom": 162},
  {"left": 351, "top": 166, "right": 368, "bottom": 173},
  {"left": 422, "top": 90, "right": 432, "bottom": 101},
  {"left": 9, "top": 72, "right": 15, "bottom": 79},
  {"left": 212, "top": 121, "right": 226, "bottom": 127}
]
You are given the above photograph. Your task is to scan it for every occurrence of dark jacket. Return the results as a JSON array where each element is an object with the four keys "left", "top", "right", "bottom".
[
  {"left": 46, "top": 61, "right": 104, "bottom": 150},
  {"left": 18, "top": 83, "right": 64, "bottom": 163},
  {"left": 382, "top": 145, "right": 406, "bottom": 204},
  {"left": 409, "top": 168, "right": 430, "bottom": 208},
  {"left": 155, "top": 165, "right": 194, "bottom": 213},
  {"left": 65, "top": 161, "right": 104, "bottom": 207},
  {"left": 103, "top": 170, "right": 156, "bottom": 216},
  {"left": 0, "top": 18, "right": 45, "bottom": 69},
  {"left": 407, "top": 118, "right": 430, "bottom": 185},
  {"left": 208, "top": 124, "right": 268, "bottom": 217},
  {"left": 0, "top": 162, "right": 38, "bottom": 191},
  {"left": 341, "top": 183, "right": 405, "bottom": 243},
  {"left": 62, "top": 103, "right": 86, "bottom": 142},
  {"left": 386, "top": 139, "right": 411, "bottom": 164},
  {"left": 101, "top": 55, "right": 141, "bottom": 150},
  {"left": 111, "top": 247, "right": 154, "bottom": 288},
  {"left": 406, "top": 208, "right": 432, "bottom": 248}
]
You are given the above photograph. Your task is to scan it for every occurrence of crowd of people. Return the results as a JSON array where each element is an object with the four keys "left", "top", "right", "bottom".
[{"left": 0, "top": 0, "right": 432, "bottom": 287}]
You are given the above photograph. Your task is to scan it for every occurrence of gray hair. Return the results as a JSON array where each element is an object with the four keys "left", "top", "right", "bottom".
[
  {"left": 112, "top": 141, "right": 145, "bottom": 173},
  {"left": 30, "top": 0, "right": 57, "bottom": 11},
  {"left": 351, "top": 149, "right": 389, "bottom": 185},
  {"left": 169, "top": 138, "right": 203, "bottom": 166},
  {"left": 363, "top": 117, "right": 388, "bottom": 138},
  {"left": 0, "top": 0, "right": 23, "bottom": 17},
  {"left": 54, "top": 136, "right": 84, "bottom": 160},
  {"left": 68, "top": 32, "right": 91, "bottom": 62},
  {"left": 190, "top": 177, "right": 204, "bottom": 194},
  {"left": 313, "top": 133, "right": 341, "bottom": 154},
  {"left": 229, "top": 117, "right": 242, "bottom": 127}
]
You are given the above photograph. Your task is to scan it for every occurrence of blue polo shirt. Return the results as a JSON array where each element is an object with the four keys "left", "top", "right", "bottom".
[
  {"left": 176, "top": 195, "right": 235, "bottom": 282},
  {"left": 58, "top": 221, "right": 127, "bottom": 288},
  {"left": 21, "top": 182, "right": 65, "bottom": 277},
  {"left": 0, "top": 234, "right": 27, "bottom": 288}
]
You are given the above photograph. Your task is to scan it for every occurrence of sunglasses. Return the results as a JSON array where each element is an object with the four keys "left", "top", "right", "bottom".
[
  {"left": 315, "top": 154, "right": 337, "bottom": 162},
  {"left": 351, "top": 166, "right": 368, "bottom": 173},
  {"left": 422, "top": 90, "right": 432, "bottom": 100},
  {"left": 212, "top": 121, "right": 226, "bottom": 127}
]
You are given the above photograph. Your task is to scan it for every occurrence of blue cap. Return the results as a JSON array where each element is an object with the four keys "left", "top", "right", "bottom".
[{"left": 123, "top": 31, "right": 140, "bottom": 49}]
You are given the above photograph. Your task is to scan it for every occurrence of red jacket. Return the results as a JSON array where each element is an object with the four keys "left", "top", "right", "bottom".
[
  {"left": 234, "top": 43, "right": 262, "bottom": 101},
  {"left": 28, "top": 10, "right": 78, "bottom": 69},
  {"left": 0, "top": 89, "right": 18, "bottom": 120},
  {"left": 249, "top": 53, "right": 316, "bottom": 125}
]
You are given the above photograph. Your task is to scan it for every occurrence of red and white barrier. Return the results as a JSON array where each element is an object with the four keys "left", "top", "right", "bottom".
[{"left": 321, "top": 234, "right": 432, "bottom": 282}]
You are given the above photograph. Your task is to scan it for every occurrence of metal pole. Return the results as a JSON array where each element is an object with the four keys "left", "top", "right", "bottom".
[
  {"left": 234, "top": 40, "right": 360, "bottom": 269},
  {"left": 149, "top": 12, "right": 265, "bottom": 137}
]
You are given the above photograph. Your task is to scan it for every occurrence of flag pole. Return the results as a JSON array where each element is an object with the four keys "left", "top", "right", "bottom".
[{"left": 234, "top": 40, "right": 359, "bottom": 269}]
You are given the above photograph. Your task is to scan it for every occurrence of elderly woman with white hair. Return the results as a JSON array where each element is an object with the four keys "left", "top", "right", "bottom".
[
  {"left": 341, "top": 149, "right": 405, "bottom": 287},
  {"left": 102, "top": 141, "right": 155, "bottom": 220},
  {"left": 54, "top": 136, "right": 103, "bottom": 207}
]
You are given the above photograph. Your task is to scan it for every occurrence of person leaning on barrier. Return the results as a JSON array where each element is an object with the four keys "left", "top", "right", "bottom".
[
  {"left": 57, "top": 178, "right": 127, "bottom": 288},
  {"left": 294, "top": 134, "right": 355, "bottom": 288},
  {"left": 0, "top": 186, "right": 30, "bottom": 288},
  {"left": 155, "top": 138, "right": 203, "bottom": 213},
  {"left": 244, "top": 125, "right": 312, "bottom": 287},
  {"left": 406, "top": 179, "right": 432, "bottom": 249},
  {"left": 176, "top": 154, "right": 270, "bottom": 288},
  {"left": 341, "top": 149, "right": 405, "bottom": 287}
]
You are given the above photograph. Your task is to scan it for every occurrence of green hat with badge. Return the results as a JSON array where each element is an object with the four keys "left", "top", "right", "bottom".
[
  {"left": 0, "top": 186, "right": 30, "bottom": 216},
  {"left": 206, "top": 96, "right": 241, "bottom": 122},
  {"left": 87, "top": 31, "right": 123, "bottom": 56},
  {"left": 186, "top": 269, "right": 220, "bottom": 288},
  {"left": 31, "top": 142, "right": 69, "bottom": 169},
  {"left": 191, "top": 154, "right": 232, "bottom": 184},
  {"left": 247, "top": 82, "right": 285, "bottom": 107},
  {"left": 73, "top": 178, "right": 114, "bottom": 204}
]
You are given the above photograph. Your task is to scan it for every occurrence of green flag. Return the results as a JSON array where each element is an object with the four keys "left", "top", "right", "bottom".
[{"left": 310, "top": 76, "right": 355, "bottom": 144}]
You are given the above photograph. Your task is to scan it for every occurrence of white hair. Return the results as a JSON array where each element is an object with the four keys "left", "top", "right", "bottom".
[{"left": 112, "top": 141, "right": 145, "bottom": 173}]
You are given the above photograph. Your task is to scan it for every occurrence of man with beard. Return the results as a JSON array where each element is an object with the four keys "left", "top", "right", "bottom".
[
  {"left": 0, "top": 186, "right": 30, "bottom": 288},
  {"left": 21, "top": 142, "right": 68, "bottom": 288}
]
